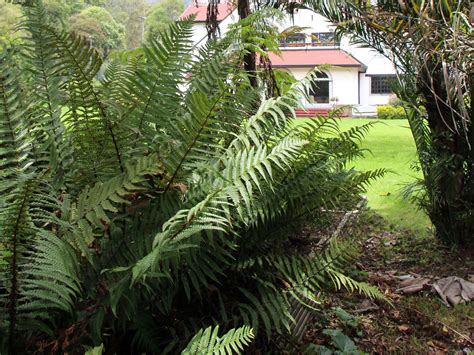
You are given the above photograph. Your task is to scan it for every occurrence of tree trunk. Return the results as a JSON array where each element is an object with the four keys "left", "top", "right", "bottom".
[
  {"left": 238, "top": 0, "right": 257, "bottom": 87},
  {"left": 419, "top": 61, "right": 474, "bottom": 246}
]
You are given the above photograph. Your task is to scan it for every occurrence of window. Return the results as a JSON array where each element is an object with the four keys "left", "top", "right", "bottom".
[
  {"left": 371, "top": 76, "right": 394, "bottom": 94},
  {"left": 311, "top": 32, "right": 339, "bottom": 47},
  {"left": 309, "top": 72, "right": 331, "bottom": 104},
  {"left": 280, "top": 33, "right": 306, "bottom": 47}
]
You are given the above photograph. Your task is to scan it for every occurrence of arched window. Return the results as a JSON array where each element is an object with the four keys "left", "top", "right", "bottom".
[{"left": 309, "top": 71, "right": 331, "bottom": 104}]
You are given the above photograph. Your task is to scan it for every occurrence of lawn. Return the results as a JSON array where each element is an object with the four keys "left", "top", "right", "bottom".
[{"left": 296, "top": 118, "right": 431, "bottom": 232}]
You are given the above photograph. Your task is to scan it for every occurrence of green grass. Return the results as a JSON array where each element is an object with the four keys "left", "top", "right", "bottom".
[{"left": 296, "top": 118, "right": 431, "bottom": 232}]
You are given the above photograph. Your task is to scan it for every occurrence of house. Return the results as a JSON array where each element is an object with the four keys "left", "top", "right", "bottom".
[{"left": 180, "top": 0, "right": 397, "bottom": 116}]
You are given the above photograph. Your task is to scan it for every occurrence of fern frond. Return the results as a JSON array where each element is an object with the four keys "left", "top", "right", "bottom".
[
  {"left": 0, "top": 179, "right": 37, "bottom": 353},
  {"left": 238, "top": 283, "right": 292, "bottom": 337},
  {"left": 161, "top": 48, "right": 237, "bottom": 193},
  {"left": 74, "top": 154, "right": 164, "bottom": 229},
  {"left": 0, "top": 50, "right": 34, "bottom": 199},
  {"left": 327, "top": 270, "right": 387, "bottom": 301},
  {"left": 230, "top": 73, "right": 315, "bottom": 150},
  {"left": 22, "top": 3, "right": 73, "bottom": 188},
  {"left": 127, "top": 20, "right": 193, "bottom": 151},
  {"left": 131, "top": 188, "right": 232, "bottom": 284},
  {"left": 182, "top": 325, "right": 254, "bottom": 355},
  {"left": 20, "top": 229, "right": 81, "bottom": 314}
]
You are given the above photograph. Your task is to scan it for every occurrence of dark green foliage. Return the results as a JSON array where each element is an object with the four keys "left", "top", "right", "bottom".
[{"left": 0, "top": 1, "right": 384, "bottom": 353}]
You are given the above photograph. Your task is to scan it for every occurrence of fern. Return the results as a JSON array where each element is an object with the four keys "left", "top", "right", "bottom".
[
  {"left": 74, "top": 154, "right": 163, "bottom": 228},
  {"left": 0, "top": 4, "right": 386, "bottom": 353},
  {"left": 0, "top": 180, "right": 36, "bottom": 353},
  {"left": 0, "top": 179, "right": 81, "bottom": 353},
  {"left": 182, "top": 325, "right": 254, "bottom": 355},
  {"left": 0, "top": 50, "right": 34, "bottom": 199},
  {"left": 22, "top": 3, "right": 72, "bottom": 188}
]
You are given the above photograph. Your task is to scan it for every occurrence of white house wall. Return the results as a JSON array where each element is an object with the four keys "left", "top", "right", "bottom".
[
  {"left": 187, "top": 3, "right": 396, "bottom": 108},
  {"left": 191, "top": 23, "right": 208, "bottom": 47},
  {"left": 330, "top": 67, "right": 359, "bottom": 105},
  {"left": 359, "top": 74, "right": 394, "bottom": 106},
  {"left": 285, "top": 66, "right": 359, "bottom": 106},
  {"left": 280, "top": 11, "right": 336, "bottom": 34}
]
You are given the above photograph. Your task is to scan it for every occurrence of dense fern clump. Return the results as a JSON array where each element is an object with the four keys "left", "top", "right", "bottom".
[{"left": 0, "top": 1, "right": 384, "bottom": 353}]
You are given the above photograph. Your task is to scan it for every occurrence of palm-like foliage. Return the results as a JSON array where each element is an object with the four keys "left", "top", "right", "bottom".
[{"left": 1, "top": 1, "right": 384, "bottom": 353}]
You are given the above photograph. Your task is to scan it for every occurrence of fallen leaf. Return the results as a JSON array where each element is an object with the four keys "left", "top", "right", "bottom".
[
  {"left": 354, "top": 299, "right": 380, "bottom": 313},
  {"left": 427, "top": 339, "right": 449, "bottom": 351},
  {"left": 398, "top": 324, "right": 411, "bottom": 334},
  {"left": 396, "top": 277, "right": 432, "bottom": 294}
]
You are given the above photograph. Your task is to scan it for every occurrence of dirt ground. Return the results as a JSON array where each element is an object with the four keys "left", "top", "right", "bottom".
[{"left": 303, "top": 212, "right": 474, "bottom": 354}]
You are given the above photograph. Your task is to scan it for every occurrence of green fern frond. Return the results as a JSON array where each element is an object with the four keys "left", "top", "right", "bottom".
[
  {"left": 238, "top": 283, "right": 292, "bottom": 337},
  {"left": 127, "top": 20, "right": 193, "bottom": 150},
  {"left": 75, "top": 154, "right": 164, "bottom": 228},
  {"left": 22, "top": 3, "right": 73, "bottom": 188},
  {"left": 182, "top": 325, "right": 254, "bottom": 355},
  {"left": 327, "top": 270, "right": 387, "bottom": 301},
  {"left": 0, "top": 179, "right": 37, "bottom": 352},
  {"left": 231, "top": 74, "right": 313, "bottom": 149},
  {"left": 161, "top": 49, "right": 238, "bottom": 193},
  {"left": 0, "top": 50, "right": 35, "bottom": 199},
  {"left": 0, "top": 179, "right": 80, "bottom": 351}
]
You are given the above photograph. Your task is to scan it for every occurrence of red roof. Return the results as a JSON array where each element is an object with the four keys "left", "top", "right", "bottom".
[
  {"left": 180, "top": 1, "right": 235, "bottom": 22},
  {"left": 268, "top": 49, "right": 364, "bottom": 68}
]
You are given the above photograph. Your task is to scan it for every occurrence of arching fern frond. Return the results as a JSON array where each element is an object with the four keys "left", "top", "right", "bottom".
[
  {"left": 182, "top": 325, "right": 254, "bottom": 355},
  {"left": 0, "top": 50, "right": 34, "bottom": 199},
  {"left": 0, "top": 179, "right": 81, "bottom": 353},
  {"left": 238, "top": 283, "right": 292, "bottom": 338},
  {"left": 22, "top": 3, "right": 72, "bottom": 188},
  {"left": 0, "top": 179, "right": 37, "bottom": 353},
  {"left": 74, "top": 154, "right": 164, "bottom": 229},
  {"left": 128, "top": 20, "right": 194, "bottom": 151}
]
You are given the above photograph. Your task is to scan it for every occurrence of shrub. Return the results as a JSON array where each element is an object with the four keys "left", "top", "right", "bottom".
[
  {"left": 0, "top": 2, "right": 385, "bottom": 353},
  {"left": 377, "top": 105, "right": 407, "bottom": 119}
]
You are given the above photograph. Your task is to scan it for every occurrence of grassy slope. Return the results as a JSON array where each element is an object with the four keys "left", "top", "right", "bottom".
[{"left": 296, "top": 118, "right": 431, "bottom": 232}]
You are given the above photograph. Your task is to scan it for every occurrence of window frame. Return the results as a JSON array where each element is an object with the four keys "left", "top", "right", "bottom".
[
  {"left": 309, "top": 71, "right": 332, "bottom": 104},
  {"left": 280, "top": 33, "right": 306, "bottom": 47},
  {"left": 370, "top": 75, "right": 394, "bottom": 95},
  {"left": 311, "top": 32, "right": 339, "bottom": 47}
]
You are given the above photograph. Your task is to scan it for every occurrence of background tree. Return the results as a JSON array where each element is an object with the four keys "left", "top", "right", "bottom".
[
  {"left": 39, "top": 0, "right": 92, "bottom": 29},
  {"left": 145, "top": 0, "right": 184, "bottom": 42},
  {"left": 124, "top": 0, "right": 147, "bottom": 48},
  {"left": 69, "top": 5, "right": 124, "bottom": 56},
  {"left": 105, "top": 0, "right": 147, "bottom": 49},
  {"left": 0, "top": 1, "right": 22, "bottom": 49}
]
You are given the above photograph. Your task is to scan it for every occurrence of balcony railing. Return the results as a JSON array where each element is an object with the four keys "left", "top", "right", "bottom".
[
  {"left": 279, "top": 42, "right": 341, "bottom": 49},
  {"left": 280, "top": 32, "right": 340, "bottom": 49}
]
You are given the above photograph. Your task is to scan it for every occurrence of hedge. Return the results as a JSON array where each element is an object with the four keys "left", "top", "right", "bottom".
[{"left": 377, "top": 105, "right": 408, "bottom": 120}]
